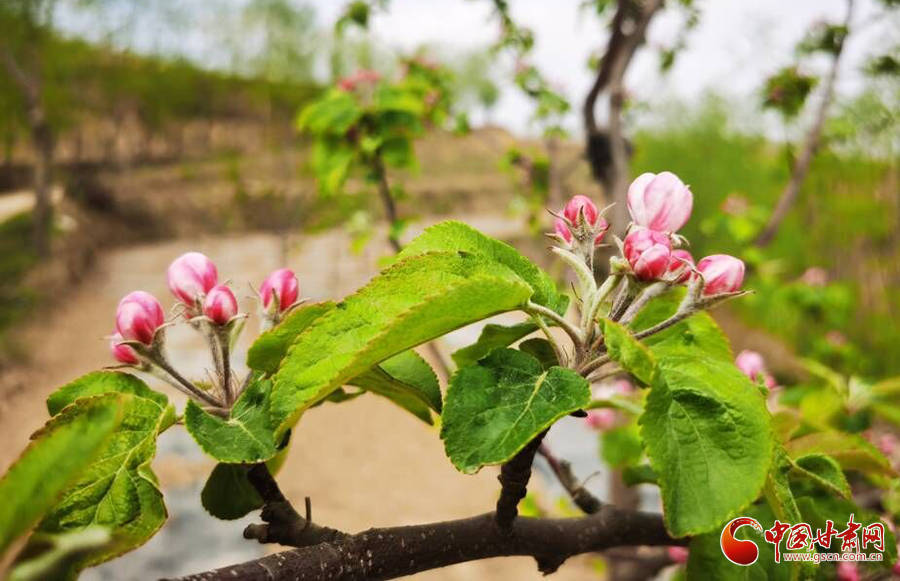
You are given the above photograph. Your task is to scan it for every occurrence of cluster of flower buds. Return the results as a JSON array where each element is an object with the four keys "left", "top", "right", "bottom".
[
  {"left": 109, "top": 252, "right": 302, "bottom": 409},
  {"left": 551, "top": 195, "right": 611, "bottom": 262},
  {"left": 337, "top": 69, "right": 381, "bottom": 93},
  {"left": 735, "top": 350, "right": 777, "bottom": 390}
]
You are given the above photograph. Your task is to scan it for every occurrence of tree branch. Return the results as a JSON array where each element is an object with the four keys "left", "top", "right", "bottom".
[
  {"left": 754, "top": 0, "right": 854, "bottom": 247},
  {"left": 495, "top": 430, "right": 547, "bottom": 529},
  {"left": 537, "top": 445, "right": 602, "bottom": 514},
  {"left": 167, "top": 506, "right": 681, "bottom": 581}
]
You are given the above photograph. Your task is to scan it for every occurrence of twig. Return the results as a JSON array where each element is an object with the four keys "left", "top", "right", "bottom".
[
  {"left": 496, "top": 430, "right": 548, "bottom": 530},
  {"left": 537, "top": 445, "right": 602, "bottom": 514}
]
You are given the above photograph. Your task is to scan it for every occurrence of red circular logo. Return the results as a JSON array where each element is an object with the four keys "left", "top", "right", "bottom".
[{"left": 720, "top": 517, "right": 763, "bottom": 565}]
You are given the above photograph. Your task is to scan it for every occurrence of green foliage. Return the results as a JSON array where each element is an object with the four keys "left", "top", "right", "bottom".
[
  {"left": 185, "top": 377, "right": 278, "bottom": 463},
  {"left": 47, "top": 371, "right": 169, "bottom": 417},
  {"left": 348, "top": 350, "right": 442, "bottom": 424},
  {"left": 0, "top": 396, "right": 122, "bottom": 554},
  {"left": 441, "top": 348, "right": 590, "bottom": 473},
  {"left": 200, "top": 464, "right": 263, "bottom": 521},
  {"left": 451, "top": 321, "right": 539, "bottom": 368},
  {"left": 271, "top": 250, "right": 535, "bottom": 439},
  {"left": 762, "top": 66, "right": 818, "bottom": 119},
  {"left": 600, "top": 424, "right": 643, "bottom": 468},
  {"left": 640, "top": 352, "right": 773, "bottom": 537},
  {"left": 247, "top": 303, "right": 336, "bottom": 375},
  {"left": 601, "top": 319, "right": 657, "bottom": 385},
  {"left": 784, "top": 431, "right": 894, "bottom": 482}
]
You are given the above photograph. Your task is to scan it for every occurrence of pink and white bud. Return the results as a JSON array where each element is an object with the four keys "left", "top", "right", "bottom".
[
  {"left": 167, "top": 252, "right": 218, "bottom": 308},
  {"left": 203, "top": 285, "right": 238, "bottom": 325},
  {"left": 563, "top": 195, "right": 599, "bottom": 226},
  {"left": 697, "top": 254, "right": 745, "bottom": 295},
  {"left": 585, "top": 409, "right": 617, "bottom": 431},
  {"left": 623, "top": 228, "right": 672, "bottom": 281},
  {"left": 115, "top": 291, "right": 165, "bottom": 345},
  {"left": 613, "top": 378, "right": 635, "bottom": 395},
  {"left": 553, "top": 218, "right": 573, "bottom": 244},
  {"left": 668, "top": 249, "right": 694, "bottom": 283},
  {"left": 735, "top": 350, "right": 776, "bottom": 388},
  {"left": 110, "top": 332, "right": 140, "bottom": 365},
  {"left": 836, "top": 562, "right": 859, "bottom": 581},
  {"left": 626, "top": 171, "right": 693, "bottom": 232},
  {"left": 260, "top": 268, "right": 300, "bottom": 313},
  {"left": 667, "top": 546, "right": 689, "bottom": 564}
]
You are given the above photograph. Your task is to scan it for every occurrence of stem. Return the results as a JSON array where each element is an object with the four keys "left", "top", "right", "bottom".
[
  {"left": 496, "top": 431, "right": 547, "bottom": 530},
  {"left": 532, "top": 313, "right": 566, "bottom": 366},
  {"left": 217, "top": 327, "right": 233, "bottom": 406},
  {"left": 536, "top": 445, "right": 601, "bottom": 514},
  {"left": 618, "top": 281, "right": 668, "bottom": 326},
  {"left": 609, "top": 277, "right": 635, "bottom": 321},
  {"left": 580, "top": 354, "right": 612, "bottom": 377},
  {"left": 525, "top": 301, "right": 584, "bottom": 348},
  {"left": 372, "top": 153, "right": 401, "bottom": 252},
  {"left": 153, "top": 356, "right": 222, "bottom": 408},
  {"left": 584, "top": 273, "right": 622, "bottom": 329}
]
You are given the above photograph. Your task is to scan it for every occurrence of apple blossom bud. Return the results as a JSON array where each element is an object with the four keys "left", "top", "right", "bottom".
[
  {"left": 110, "top": 332, "right": 139, "bottom": 365},
  {"left": 553, "top": 218, "right": 573, "bottom": 244},
  {"left": 877, "top": 433, "right": 898, "bottom": 458},
  {"left": 623, "top": 228, "right": 672, "bottom": 281},
  {"left": 613, "top": 378, "right": 634, "bottom": 395},
  {"left": 167, "top": 252, "right": 218, "bottom": 307},
  {"left": 585, "top": 409, "right": 616, "bottom": 431},
  {"left": 697, "top": 254, "right": 745, "bottom": 295},
  {"left": 204, "top": 285, "right": 238, "bottom": 325},
  {"left": 626, "top": 171, "right": 693, "bottom": 232},
  {"left": 260, "top": 268, "right": 300, "bottom": 313},
  {"left": 668, "top": 249, "right": 694, "bottom": 283},
  {"left": 667, "top": 546, "right": 689, "bottom": 564},
  {"left": 735, "top": 350, "right": 776, "bottom": 388},
  {"left": 836, "top": 562, "right": 859, "bottom": 581},
  {"left": 116, "top": 291, "right": 165, "bottom": 345},
  {"left": 563, "top": 195, "right": 599, "bottom": 226}
]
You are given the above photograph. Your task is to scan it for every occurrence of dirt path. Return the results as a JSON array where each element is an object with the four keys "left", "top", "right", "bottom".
[{"left": 0, "top": 217, "right": 598, "bottom": 580}]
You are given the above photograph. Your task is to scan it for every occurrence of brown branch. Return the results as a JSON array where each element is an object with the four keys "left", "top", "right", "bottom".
[
  {"left": 754, "top": 0, "right": 854, "bottom": 247},
  {"left": 537, "top": 444, "right": 602, "bottom": 514},
  {"left": 167, "top": 506, "right": 681, "bottom": 581},
  {"left": 495, "top": 430, "right": 547, "bottom": 529}
]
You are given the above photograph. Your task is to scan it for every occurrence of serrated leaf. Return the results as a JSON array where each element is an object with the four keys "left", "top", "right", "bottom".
[
  {"left": 630, "top": 289, "right": 732, "bottom": 361},
  {"left": 200, "top": 464, "right": 263, "bottom": 521},
  {"left": 185, "top": 377, "right": 277, "bottom": 463},
  {"left": 46, "top": 371, "right": 173, "bottom": 428},
  {"left": 32, "top": 392, "right": 169, "bottom": 577},
  {"left": 791, "top": 453, "right": 851, "bottom": 499},
  {"left": 451, "top": 321, "right": 539, "bottom": 368},
  {"left": 297, "top": 90, "right": 363, "bottom": 135},
  {"left": 271, "top": 251, "right": 534, "bottom": 438},
  {"left": 640, "top": 352, "right": 773, "bottom": 537},
  {"left": 350, "top": 350, "right": 441, "bottom": 424},
  {"left": 0, "top": 397, "right": 122, "bottom": 555},
  {"left": 518, "top": 338, "right": 559, "bottom": 370},
  {"left": 247, "top": 302, "right": 335, "bottom": 375},
  {"left": 601, "top": 319, "right": 656, "bottom": 385},
  {"left": 785, "top": 431, "right": 895, "bottom": 480},
  {"left": 396, "top": 221, "right": 568, "bottom": 314},
  {"left": 440, "top": 348, "right": 590, "bottom": 474}
]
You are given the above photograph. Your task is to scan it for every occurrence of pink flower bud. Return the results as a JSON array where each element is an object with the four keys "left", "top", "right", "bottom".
[
  {"left": 553, "top": 218, "right": 573, "bottom": 243},
  {"left": 115, "top": 291, "right": 165, "bottom": 345},
  {"left": 613, "top": 378, "right": 635, "bottom": 395},
  {"left": 667, "top": 546, "right": 689, "bottom": 564},
  {"left": 697, "top": 254, "right": 745, "bottom": 295},
  {"left": 167, "top": 252, "right": 218, "bottom": 307},
  {"left": 203, "top": 284, "right": 238, "bottom": 325},
  {"left": 562, "top": 195, "right": 599, "bottom": 226},
  {"left": 260, "top": 268, "right": 300, "bottom": 312},
  {"left": 110, "top": 332, "right": 139, "bottom": 365},
  {"left": 623, "top": 228, "right": 672, "bottom": 281},
  {"left": 877, "top": 433, "right": 898, "bottom": 457},
  {"left": 668, "top": 249, "right": 694, "bottom": 282},
  {"left": 836, "top": 562, "right": 859, "bottom": 581},
  {"left": 626, "top": 171, "right": 693, "bottom": 232},
  {"left": 735, "top": 350, "right": 766, "bottom": 380},
  {"left": 585, "top": 409, "right": 617, "bottom": 431}
]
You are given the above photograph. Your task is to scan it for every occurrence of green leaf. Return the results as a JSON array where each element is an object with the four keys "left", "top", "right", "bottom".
[
  {"left": 601, "top": 319, "right": 656, "bottom": 385},
  {"left": 791, "top": 454, "right": 851, "bottom": 499},
  {"left": 200, "top": 464, "right": 263, "bottom": 521},
  {"left": 451, "top": 321, "right": 539, "bottom": 368},
  {"left": 440, "top": 348, "right": 590, "bottom": 474},
  {"left": 785, "top": 431, "right": 895, "bottom": 480},
  {"left": 640, "top": 352, "right": 773, "bottom": 537},
  {"left": 349, "top": 350, "right": 441, "bottom": 424},
  {"left": 297, "top": 90, "right": 363, "bottom": 135},
  {"left": 310, "top": 140, "right": 355, "bottom": 196},
  {"left": 10, "top": 527, "right": 111, "bottom": 581},
  {"left": 630, "top": 290, "right": 732, "bottom": 361},
  {"left": 0, "top": 397, "right": 122, "bottom": 555},
  {"left": 396, "top": 221, "right": 568, "bottom": 314},
  {"left": 796, "top": 494, "right": 897, "bottom": 565},
  {"left": 185, "top": 377, "right": 277, "bottom": 463},
  {"left": 518, "top": 338, "right": 559, "bottom": 370},
  {"left": 622, "top": 464, "right": 657, "bottom": 486},
  {"left": 33, "top": 392, "right": 170, "bottom": 576},
  {"left": 46, "top": 371, "right": 172, "bottom": 427},
  {"left": 271, "top": 251, "right": 534, "bottom": 438},
  {"left": 601, "top": 424, "right": 644, "bottom": 468},
  {"left": 247, "top": 302, "right": 335, "bottom": 375}
]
